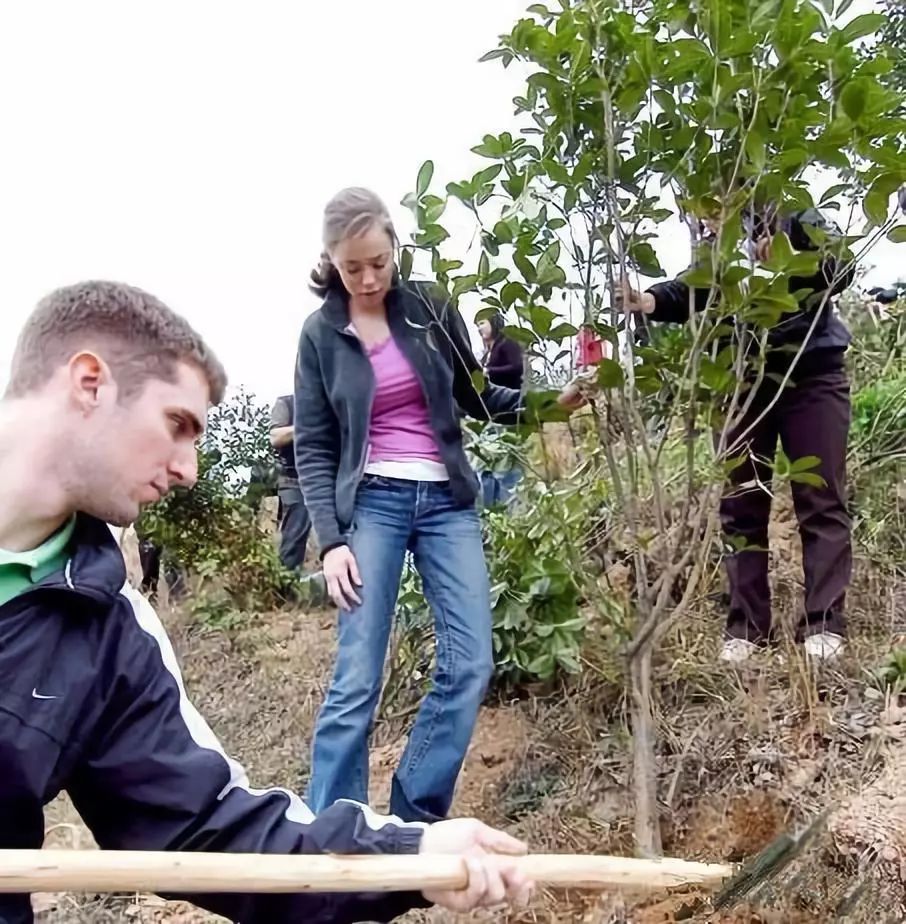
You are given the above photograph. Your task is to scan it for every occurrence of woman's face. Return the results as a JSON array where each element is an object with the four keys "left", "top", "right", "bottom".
[
  {"left": 330, "top": 224, "right": 395, "bottom": 306},
  {"left": 477, "top": 319, "right": 493, "bottom": 342}
]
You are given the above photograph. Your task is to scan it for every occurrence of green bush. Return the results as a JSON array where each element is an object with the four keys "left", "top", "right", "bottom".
[
  {"left": 486, "top": 476, "right": 606, "bottom": 683},
  {"left": 850, "top": 372, "right": 906, "bottom": 472},
  {"left": 137, "top": 389, "right": 293, "bottom": 612}
]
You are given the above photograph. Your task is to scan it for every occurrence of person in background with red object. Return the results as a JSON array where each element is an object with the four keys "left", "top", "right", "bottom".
[{"left": 619, "top": 205, "right": 855, "bottom": 666}]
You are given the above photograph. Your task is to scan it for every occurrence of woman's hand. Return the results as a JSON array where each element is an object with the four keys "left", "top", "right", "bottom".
[
  {"left": 557, "top": 381, "right": 587, "bottom": 411},
  {"left": 615, "top": 278, "right": 656, "bottom": 314},
  {"left": 754, "top": 235, "right": 773, "bottom": 263},
  {"left": 557, "top": 368, "right": 602, "bottom": 412},
  {"left": 322, "top": 544, "right": 363, "bottom": 610}
]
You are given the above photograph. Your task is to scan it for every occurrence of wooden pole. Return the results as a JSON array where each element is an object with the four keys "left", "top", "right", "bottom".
[{"left": 0, "top": 850, "right": 733, "bottom": 894}]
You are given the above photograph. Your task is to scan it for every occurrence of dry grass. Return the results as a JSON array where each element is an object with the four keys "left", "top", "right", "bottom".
[{"left": 33, "top": 491, "right": 906, "bottom": 922}]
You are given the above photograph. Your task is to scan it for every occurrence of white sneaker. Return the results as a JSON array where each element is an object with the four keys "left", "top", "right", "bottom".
[
  {"left": 803, "top": 632, "right": 845, "bottom": 662},
  {"left": 719, "top": 638, "right": 760, "bottom": 664}
]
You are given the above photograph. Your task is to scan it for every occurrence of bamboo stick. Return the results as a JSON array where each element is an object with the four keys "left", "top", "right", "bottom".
[{"left": 0, "top": 850, "right": 733, "bottom": 894}]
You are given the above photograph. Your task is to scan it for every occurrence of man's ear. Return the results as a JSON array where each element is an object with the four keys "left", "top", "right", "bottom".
[{"left": 68, "top": 351, "right": 117, "bottom": 413}]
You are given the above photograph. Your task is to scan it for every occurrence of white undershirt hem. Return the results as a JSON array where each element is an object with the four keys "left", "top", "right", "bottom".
[{"left": 364, "top": 459, "right": 449, "bottom": 481}]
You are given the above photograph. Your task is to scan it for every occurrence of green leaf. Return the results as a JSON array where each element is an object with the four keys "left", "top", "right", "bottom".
[
  {"left": 528, "top": 305, "right": 558, "bottom": 337},
  {"left": 789, "top": 472, "right": 828, "bottom": 488},
  {"left": 471, "top": 134, "right": 505, "bottom": 159},
  {"left": 722, "top": 266, "right": 752, "bottom": 286},
  {"left": 432, "top": 251, "right": 464, "bottom": 274},
  {"left": 681, "top": 267, "right": 717, "bottom": 288},
  {"left": 864, "top": 173, "right": 903, "bottom": 225},
  {"left": 446, "top": 181, "right": 473, "bottom": 202},
  {"left": 769, "top": 231, "right": 795, "bottom": 266},
  {"left": 628, "top": 240, "right": 664, "bottom": 277},
  {"left": 596, "top": 358, "right": 625, "bottom": 389},
  {"left": 416, "top": 160, "right": 434, "bottom": 198},
  {"left": 789, "top": 454, "right": 822, "bottom": 473},
  {"left": 478, "top": 251, "right": 490, "bottom": 280},
  {"left": 514, "top": 253, "right": 537, "bottom": 284},
  {"left": 399, "top": 248, "right": 413, "bottom": 282},
  {"left": 548, "top": 322, "right": 578, "bottom": 342},
  {"left": 699, "top": 359, "right": 735, "bottom": 393},
  {"left": 501, "top": 281, "right": 528, "bottom": 307},
  {"left": 474, "top": 164, "right": 503, "bottom": 187},
  {"left": 544, "top": 160, "right": 572, "bottom": 186},
  {"left": 888, "top": 226, "right": 906, "bottom": 243},
  {"left": 839, "top": 13, "right": 885, "bottom": 44},
  {"left": 485, "top": 267, "right": 510, "bottom": 287},
  {"left": 493, "top": 220, "right": 514, "bottom": 244},
  {"left": 414, "top": 224, "right": 450, "bottom": 247},
  {"left": 502, "top": 325, "right": 537, "bottom": 348},
  {"left": 452, "top": 274, "right": 480, "bottom": 299},
  {"left": 478, "top": 48, "right": 514, "bottom": 65},
  {"left": 470, "top": 369, "right": 487, "bottom": 394},
  {"left": 840, "top": 78, "right": 869, "bottom": 121},
  {"left": 745, "top": 130, "right": 766, "bottom": 171},
  {"left": 421, "top": 194, "right": 446, "bottom": 224},
  {"left": 820, "top": 183, "right": 850, "bottom": 204}
]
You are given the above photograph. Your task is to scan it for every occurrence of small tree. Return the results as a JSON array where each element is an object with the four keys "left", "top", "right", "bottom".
[
  {"left": 137, "top": 388, "right": 289, "bottom": 612},
  {"left": 402, "top": 0, "right": 906, "bottom": 856}
]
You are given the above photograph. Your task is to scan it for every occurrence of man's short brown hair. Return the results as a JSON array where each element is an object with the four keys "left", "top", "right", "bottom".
[{"left": 6, "top": 280, "right": 227, "bottom": 404}]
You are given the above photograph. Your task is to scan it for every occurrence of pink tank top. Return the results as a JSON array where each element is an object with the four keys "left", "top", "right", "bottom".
[{"left": 365, "top": 336, "right": 442, "bottom": 463}]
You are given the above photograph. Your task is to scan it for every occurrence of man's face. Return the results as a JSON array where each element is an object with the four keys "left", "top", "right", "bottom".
[{"left": 65, "top": 361, "right": 209, "bottom": 526}]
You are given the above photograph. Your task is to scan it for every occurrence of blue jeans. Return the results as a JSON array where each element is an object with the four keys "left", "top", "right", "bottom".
[
  {"left": 479, "top": 466, "right": 522, "bottom": 508},
  {"left": 306, "top": 476, "right": 494, "bottom": 823}
]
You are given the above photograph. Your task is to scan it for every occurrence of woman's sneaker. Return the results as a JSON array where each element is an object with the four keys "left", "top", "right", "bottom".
[
  {"left": 719, "top": 638, "right": 760, "bottom": 664},
  {"left": 803, "top": 632, "right": 845, "bottom": 662}
]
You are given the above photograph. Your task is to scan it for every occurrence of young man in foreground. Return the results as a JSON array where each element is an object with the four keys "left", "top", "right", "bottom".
[{"left": 0, "top": 281, "right": 534, "bottom": 924}]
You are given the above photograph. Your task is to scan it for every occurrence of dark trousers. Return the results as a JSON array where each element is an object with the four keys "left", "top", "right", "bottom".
[
  {"left": 138, "top": 540, "right": 186, "bottom": 601},
  {"left": 720, "top": 365, "right": 852, "bottom": 643},
  {"left": 278, "top": 486, "right": 312, "bottom": 571}
]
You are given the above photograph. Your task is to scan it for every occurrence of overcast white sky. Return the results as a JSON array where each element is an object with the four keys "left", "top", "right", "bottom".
[{"left": 0, "top": 0, "right": 898, "bottom": 402}]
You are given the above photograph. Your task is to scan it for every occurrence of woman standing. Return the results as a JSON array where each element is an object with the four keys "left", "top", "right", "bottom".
[
  {"left": 295, "top": 187, "right": 581, "bottom": 823},
  {"left": 477, "top": 312, "right": 525, "bottom": 390},
  {"left": 619, "top": 205, "right": 854, "bottom": 664}
]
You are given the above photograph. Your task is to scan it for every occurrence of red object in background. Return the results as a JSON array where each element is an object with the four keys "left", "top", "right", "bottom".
[{"left": 577, "top": 325, "right": 605, "bottom": 369}]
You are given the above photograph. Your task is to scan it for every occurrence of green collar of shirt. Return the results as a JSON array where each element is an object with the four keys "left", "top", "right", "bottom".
[{"left": 0, "top": 517, "right": 76, "bottom": 607}]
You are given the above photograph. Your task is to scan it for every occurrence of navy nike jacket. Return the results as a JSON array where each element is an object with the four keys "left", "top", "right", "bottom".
[{"left": 0, "top": 514, "right": 429, "bottom": 924}]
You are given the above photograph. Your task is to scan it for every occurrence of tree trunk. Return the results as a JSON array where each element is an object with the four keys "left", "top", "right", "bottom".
[{"left": 629, "top": 647, "right": 662, "bottom": 858}]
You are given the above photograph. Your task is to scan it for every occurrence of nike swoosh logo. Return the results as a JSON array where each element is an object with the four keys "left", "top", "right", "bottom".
[{"left": 32, "top": 688, "right": 58, "bottom": 700}]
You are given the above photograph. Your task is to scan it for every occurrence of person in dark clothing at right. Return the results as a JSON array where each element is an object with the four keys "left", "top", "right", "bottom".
[
  {"left": 137, "top": 534, "right": 186, "bottom": 602},
  {"left": 868, "top": 284, "right": 905, "bottom": 305},
  {"left": 620, "top": 206, "right": 855, "bottom": 664},
  {"left": 475, "top": 313, "right": 525, "bottom": 507},
  {"left": 270, "top": 393, "right": 313, "bottom": 571},
  {"left": 477, "top": 313, "right": 525, "bottom": 390}
]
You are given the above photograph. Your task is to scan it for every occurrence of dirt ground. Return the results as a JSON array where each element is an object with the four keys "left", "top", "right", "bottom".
[{"left": 33, "top": 499, "right": 906, "bottom": 923}]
